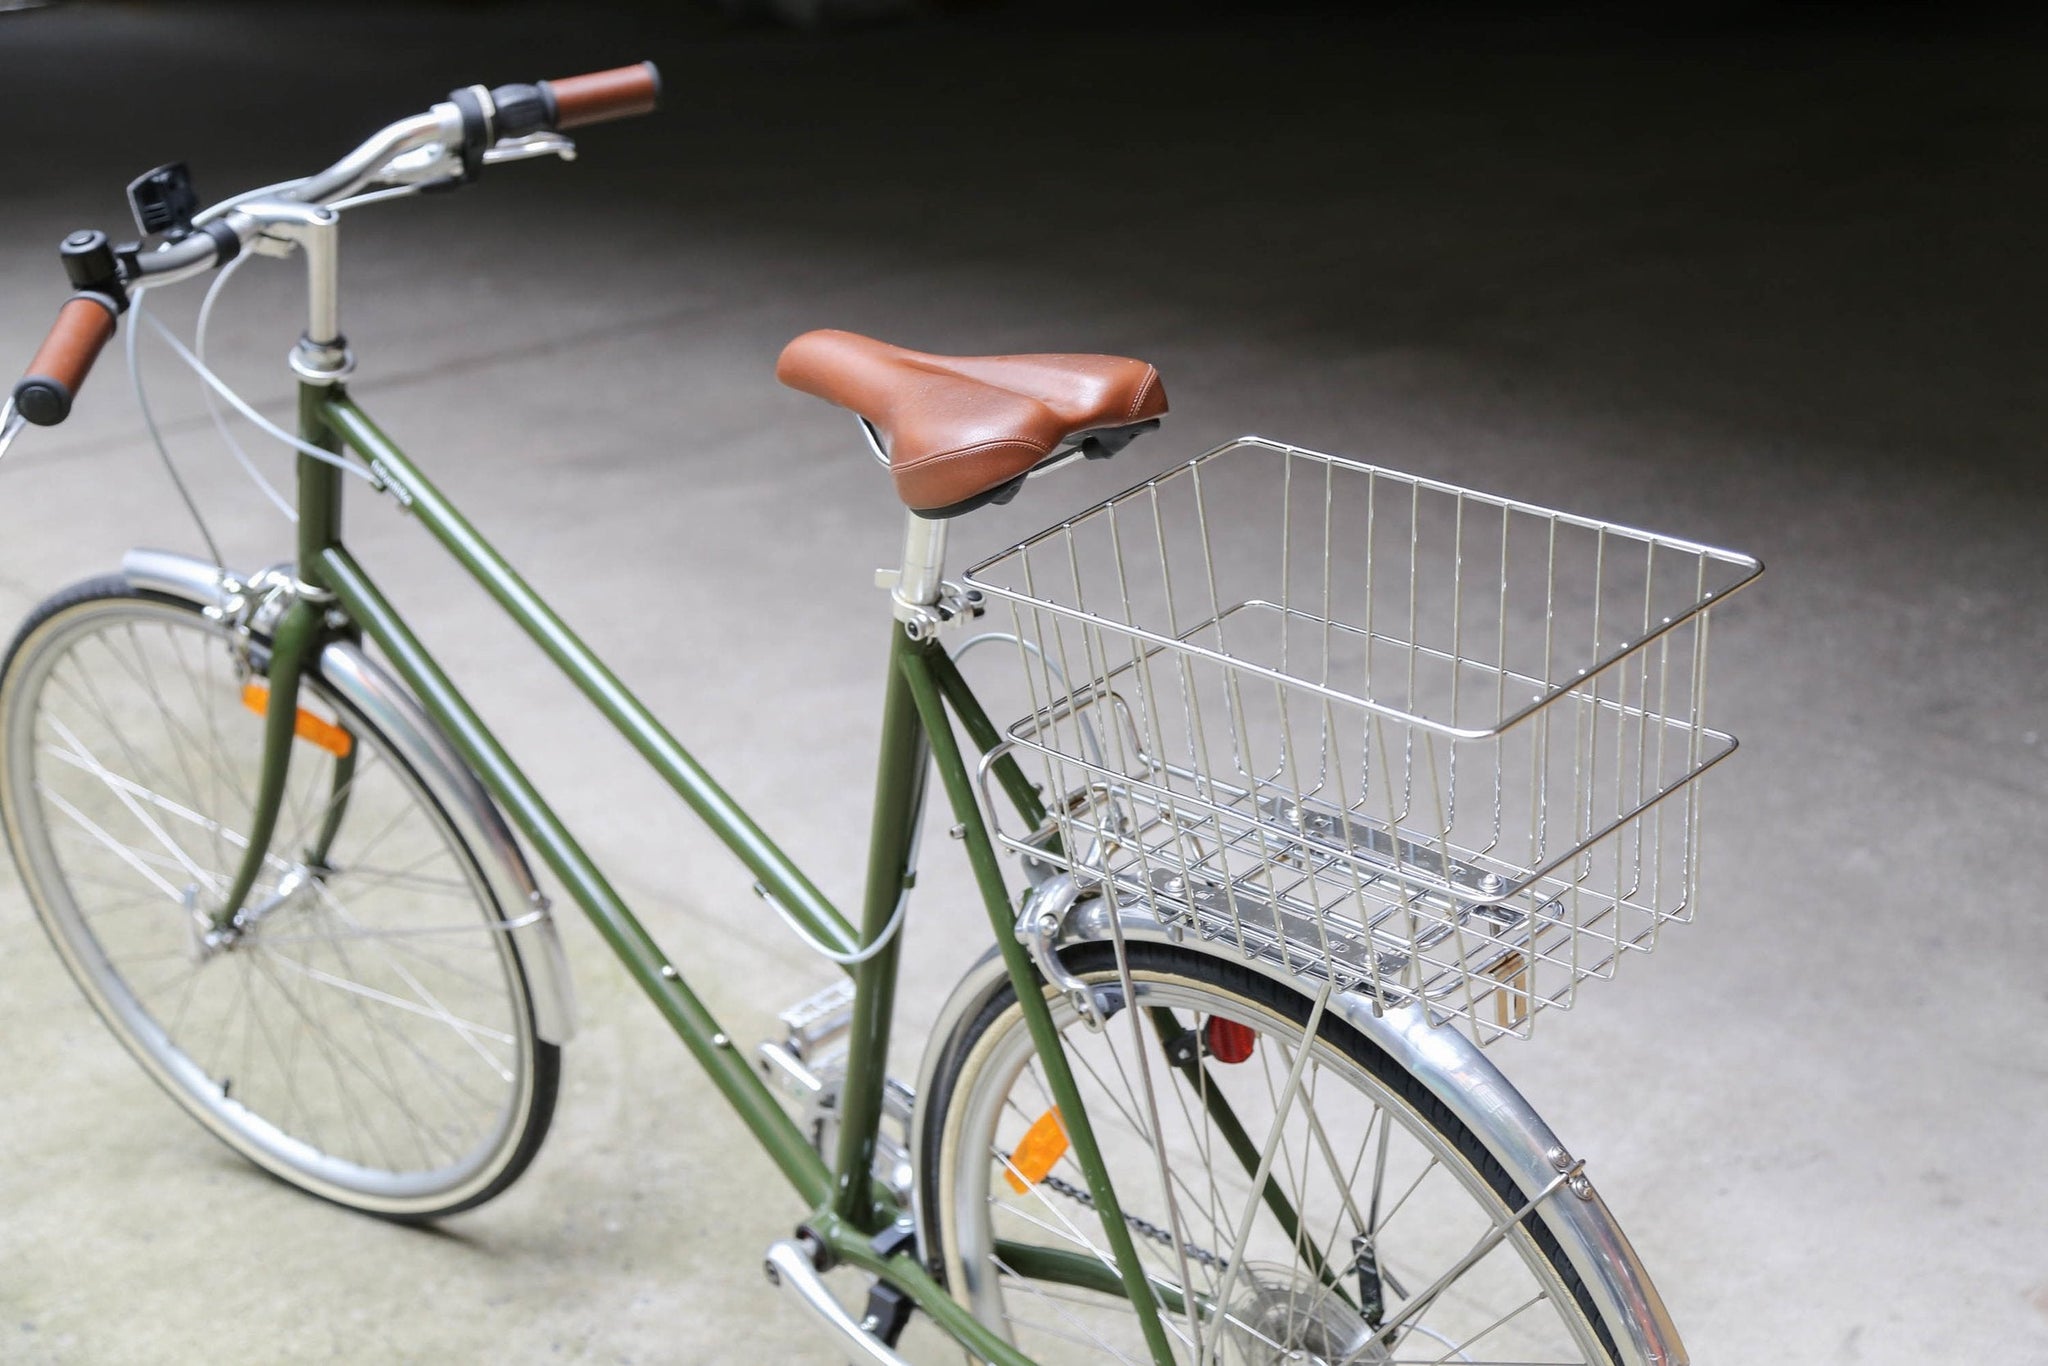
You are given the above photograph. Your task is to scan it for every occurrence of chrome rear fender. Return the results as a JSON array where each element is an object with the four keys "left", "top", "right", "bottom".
[{"left": 911, "top": 885, "right": 1687, "bottom": 1366}]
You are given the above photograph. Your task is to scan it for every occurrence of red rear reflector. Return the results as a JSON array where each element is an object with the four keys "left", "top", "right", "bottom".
[{"left": 1205, "top": 1016, "right": 1256, "bottom": 1063}]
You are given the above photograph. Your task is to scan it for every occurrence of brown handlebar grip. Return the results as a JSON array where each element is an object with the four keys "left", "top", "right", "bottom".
[
  {"left": 14, "top": 294, "right": 118, "bottom": 427},
  {"left": 542, "top": 62, "right": 661, "bottom": 130}
]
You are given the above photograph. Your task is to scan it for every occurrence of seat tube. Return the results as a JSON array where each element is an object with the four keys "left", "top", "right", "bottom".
[
  {"left": 829, "top": 623, "right": 929, "bottom": 1228},
  {"left": 829, "top": 511, "right": 948, "bottom": 1225}
]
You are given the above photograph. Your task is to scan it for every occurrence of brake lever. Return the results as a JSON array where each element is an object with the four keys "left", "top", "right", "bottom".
[
  {"left": 341, "top": 132, "right": 576, "bottom": 208},
  {"left": 0, "top": 399, "right": 27, "bottom": 463},
  {"left": 371, "top": 141, "right": 462, "bottom": 188},
  {"left": 375, "top": 131, "right": 575, "bottom": 182},
  {"left": 481, "top": 132, "right": 577, "bottom": 166}
]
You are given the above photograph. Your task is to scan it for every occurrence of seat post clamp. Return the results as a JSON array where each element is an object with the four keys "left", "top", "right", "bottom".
[{"left": 875, "top": 570, "right": 983, "bottom": 641}]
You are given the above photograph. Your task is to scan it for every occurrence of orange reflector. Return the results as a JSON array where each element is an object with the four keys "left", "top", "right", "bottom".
[
  {"left": 242, "top": 681, "right": 353, "bottom": 758},
  {"left": 1003, "top": 1107, "right": 1069, "bottom": 1195}
]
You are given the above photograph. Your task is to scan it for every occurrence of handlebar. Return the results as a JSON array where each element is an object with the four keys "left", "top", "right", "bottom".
[
  {"left": 495, "top": 62, "right": 664, "bottom": 137},
  {"left": 9, "top": 61, "right": 661, "bottom": 428},
  {"left": 15, "top": 296, "right": 118, "bottom": 427}
]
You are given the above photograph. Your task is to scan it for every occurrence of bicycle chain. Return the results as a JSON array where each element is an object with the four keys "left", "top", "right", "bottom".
[{"left": 1039, "top": 1173, "right": 1230, "bottom": 1271}]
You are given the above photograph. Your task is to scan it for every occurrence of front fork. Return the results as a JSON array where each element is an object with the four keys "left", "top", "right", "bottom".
[
  {"left": 208, "top": 597, "right": 325, "bottom": 933},
  {"left": 208, "top": 383, "right": 353, "bottom": 935}
]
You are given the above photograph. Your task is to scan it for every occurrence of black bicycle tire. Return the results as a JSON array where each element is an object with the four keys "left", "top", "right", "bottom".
[{"left": 0, "top": 575, "right": 560, "bottom": 1223}]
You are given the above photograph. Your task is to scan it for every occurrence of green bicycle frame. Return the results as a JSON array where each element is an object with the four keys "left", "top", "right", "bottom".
[{"left": 213, "top": 380, "right": 1184, "bottom": 1363}]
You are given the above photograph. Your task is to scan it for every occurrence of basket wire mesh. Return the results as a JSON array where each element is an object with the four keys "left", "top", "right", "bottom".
[{"left": 963, "top": 437, "right": 1761, "bottom": 1043}]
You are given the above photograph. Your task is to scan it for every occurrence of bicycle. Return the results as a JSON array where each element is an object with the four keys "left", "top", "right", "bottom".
[{"left": 0, "top": 63, "right": 1760, "bottom": 1365}]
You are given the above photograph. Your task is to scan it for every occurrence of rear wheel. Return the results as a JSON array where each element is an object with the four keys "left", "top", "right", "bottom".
[
  {"left": 0, "top": 578, "right": 557, "bottom": 1220},
  {"left": 920, "top": 942, "right": 1623, "bottom": 1364}
]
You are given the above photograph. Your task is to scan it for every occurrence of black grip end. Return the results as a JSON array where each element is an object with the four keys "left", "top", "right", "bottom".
[{"left": 15, "top": 376, "right": 75, "bottom": 427}]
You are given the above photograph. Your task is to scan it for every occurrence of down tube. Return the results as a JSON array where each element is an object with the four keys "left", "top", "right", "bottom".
[{"left": 316, "top": 546, "right": 834, "bottom": 1209}]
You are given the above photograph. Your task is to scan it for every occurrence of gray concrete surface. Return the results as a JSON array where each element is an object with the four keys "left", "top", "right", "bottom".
[{"left": 2, "top": 3, "right": 2044, "bottom": 1361}]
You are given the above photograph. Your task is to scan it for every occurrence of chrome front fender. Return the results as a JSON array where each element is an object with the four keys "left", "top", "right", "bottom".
[
  {"left": 120, "top": 548, "right": 577, "bottom": 1045},
  {"left": 911, "top": 885, "right": 1687, "bottom": 1366}
]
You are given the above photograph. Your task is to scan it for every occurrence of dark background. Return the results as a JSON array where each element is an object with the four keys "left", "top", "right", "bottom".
[{"left": 1, "top": 3, "right": 2044, "bottom": 1361}]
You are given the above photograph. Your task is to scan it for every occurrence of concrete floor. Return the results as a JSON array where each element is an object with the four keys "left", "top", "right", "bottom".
[{"left": 2, "top": 3, "right": 2045, "bottom": 1361}]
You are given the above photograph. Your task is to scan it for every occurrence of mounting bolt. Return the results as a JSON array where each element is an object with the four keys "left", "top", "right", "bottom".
[{"left": 1547, "top": 1144, "right": 1596, "bottom": 1201}]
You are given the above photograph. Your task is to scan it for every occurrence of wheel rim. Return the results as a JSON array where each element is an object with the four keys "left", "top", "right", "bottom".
[
  {"left": 934, "top": 962, "right": 1612, "bottom": 1365},
  {"left": 3, "top": 597, "right": 537, "bottom": 1214}
]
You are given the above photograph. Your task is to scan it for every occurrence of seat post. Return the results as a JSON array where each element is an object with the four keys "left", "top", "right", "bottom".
[{"left": 893, "top": 510, "right": 948, "bottom": 613}]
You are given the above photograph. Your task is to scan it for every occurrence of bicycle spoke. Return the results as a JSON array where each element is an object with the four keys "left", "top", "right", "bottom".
[
  {"left": 248, "top": 945, "right": 449, "bottom": 1169},
  {"left": 1398, "top": 1291, "right": 1572, "bottom": 1366},
  {"left": 246, "top": 947, "right": 409, "bottom": 1169},
  {"left": 259, "top": 947, "right": 516, "bottom": 1054},
  {"left": 991, "top": 1249, "right": 1150, "bottom": 1365},
  {"left": 165, "top": 620, "right": 240, "bottom": 882},
  {"left": 38, "top": 784, "right": 186, "bottom": 903},
  {"left": 1207, "top": 980, "right": 1331, "bottom": 1328},
  {"left": 939, "top": 957, "right": 1612, "bottom": 1364},
  {"left": 299, "top": 905, "right": 506, "bottom": 1130},
  {"left": 119, "top": 621, "right": 216, "bottom": 865},
  {"left": 310, "top": 884, "right": 516, "bottom": 1071},
  {"left": 43, "top": 716, "right": 229, "bottom": 896},
  {"left": 7, "top": 594, "right": 548, "bottom": 1210}
]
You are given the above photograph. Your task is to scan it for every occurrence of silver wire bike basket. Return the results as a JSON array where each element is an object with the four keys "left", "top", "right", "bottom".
[{"left": 964, "top": 437, "right": 1762, "bottom": 1043}]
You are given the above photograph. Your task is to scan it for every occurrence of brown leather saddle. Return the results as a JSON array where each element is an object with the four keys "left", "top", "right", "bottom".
[{"left": 777, "top": 329, "right": 1168, "bottom": 517}]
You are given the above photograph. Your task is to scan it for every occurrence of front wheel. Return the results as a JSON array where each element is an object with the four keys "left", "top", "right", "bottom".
[
  {"left": 920, "top": 942, "right": 1624, "bottom": 1364},
  {"left": 0, "top": 577, "right": 558, "bottom": 1221}
]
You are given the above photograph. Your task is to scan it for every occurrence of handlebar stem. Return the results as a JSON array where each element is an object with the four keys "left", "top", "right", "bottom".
[
  {"left": 235, "top": 199, "right": 351, "bottom": 383},
  {"left": 144, "top": 108, "right": 458, "bottom": 291}
]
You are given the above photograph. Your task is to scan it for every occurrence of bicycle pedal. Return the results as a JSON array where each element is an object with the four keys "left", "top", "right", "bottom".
[
  {"left": 756, "top": 980, "right": 918, "bottom": 1207},
  {"left": 757, "top": 978, "right": 856, "bottom": 1105},
  {"left": 778, "top": 977, "right": 857, "bottom": 1062}
]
